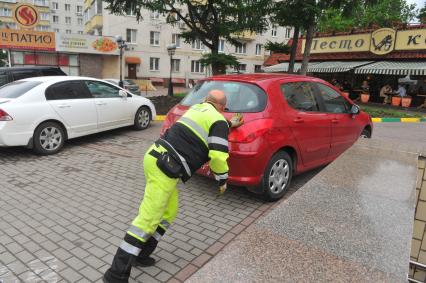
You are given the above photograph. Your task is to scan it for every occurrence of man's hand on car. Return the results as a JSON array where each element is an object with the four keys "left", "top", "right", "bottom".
[{"left": 228, "top": 113, "right": 244, "bottom": 128}]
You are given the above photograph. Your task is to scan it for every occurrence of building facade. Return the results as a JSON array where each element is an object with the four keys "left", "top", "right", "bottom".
[
  {"left": 0, "top": 0, "right": 84, "bottom": 34},
  {"left": 84, "top": 0, "right": 293, "bottom": 83}
]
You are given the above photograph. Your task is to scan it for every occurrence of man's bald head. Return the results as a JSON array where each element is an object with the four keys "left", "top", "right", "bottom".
[{"left": 205, "top": 90, "right": 227, "bottom": 109}]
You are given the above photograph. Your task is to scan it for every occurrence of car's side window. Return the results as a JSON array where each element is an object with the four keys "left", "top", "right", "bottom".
[
  {"left": 0, "top": 71, "right": 8, "bottom": 87},
  {"left": 45, "top": 81, "right": 92, "bottom": 100},
  {"left": 85, "top": 81, "right": 121, "bottom": 98},
  {"left": 281, "top": 82, "right": 319, "bottom": 112},
  {"left": 41, "top": 69, "right": 63, "bottom": 76},
  {"left": 315, "top": 83, "right": 351, "bottom": 114}
]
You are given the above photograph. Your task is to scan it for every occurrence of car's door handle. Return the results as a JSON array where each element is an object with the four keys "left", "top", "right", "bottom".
[
  {"left": 57, "top": 104, "right": 71, "bottom": 108},
  {"left": 96, "top": 102, "right": 107, "bottom": 106},
  {"left": 332, "top": 119, "right": 339, "bottom": 124},
  {"left": 293, "top": 117, "right": 304, "bottom": 123}
]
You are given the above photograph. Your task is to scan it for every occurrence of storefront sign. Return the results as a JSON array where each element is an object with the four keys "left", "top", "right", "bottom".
[
  {"left": 302, "top": 33, "right": 371, "bottom": 54},
  {"left": 303, "top": 28, "right": 426, "bottom": 55},
  {"left": 56, "top": 34, "right": 119, "bottom": 55},
  {"left": 395, "top": 29, "right": 426, "bottom": 51},
  {"left": 0, "top": 28, "right": 55, "bottom": 51},
  {"left": 14, "top": 3, "right": 39, "bottom": 28}
]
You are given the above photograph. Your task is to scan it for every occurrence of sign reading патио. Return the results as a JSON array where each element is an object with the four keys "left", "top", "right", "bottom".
[
  {"left": 302, "top": 28, "right": 426, "bottom": 55},
  {"left": 0, "top": 29, "right": 55, "bottom": 51}
]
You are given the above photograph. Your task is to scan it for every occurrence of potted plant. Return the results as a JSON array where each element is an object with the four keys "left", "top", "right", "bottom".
[{"left": 360, "top": 92, "right": 370, "bottom": 103}]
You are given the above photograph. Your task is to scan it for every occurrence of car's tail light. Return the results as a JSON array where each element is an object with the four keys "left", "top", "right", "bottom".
[
  {"left": 0, "top": 109, "right": 12, "bottom": 121},
  {"left": 228, "top": 119, "right": 273, "bottom": 143}
]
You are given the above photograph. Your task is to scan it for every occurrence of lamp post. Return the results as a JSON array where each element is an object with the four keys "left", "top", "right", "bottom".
[
  {"left": 115, "top": 35, "right": 127, "bottom": 88},
  {"left": 167, "top": 44, "right": 177, "bottom": 97}
]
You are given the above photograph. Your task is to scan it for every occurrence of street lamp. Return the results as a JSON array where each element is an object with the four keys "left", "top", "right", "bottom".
[
  {"left": 167, "top": 44, "right": 177, "bottom": 97},
  {"left": 115, "top": 35, "right": 127, "bottom": 88}
]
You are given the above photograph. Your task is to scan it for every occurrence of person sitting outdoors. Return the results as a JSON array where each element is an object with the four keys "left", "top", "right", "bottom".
[
  {"left": 395, "top": 84, "right": 407, "bottom": 97},
  {"left": 361, "top": 80, "right": 370, "bottom": 93},
  {"left": 380, "top": 84, "right": 393, "bottom": 104}
]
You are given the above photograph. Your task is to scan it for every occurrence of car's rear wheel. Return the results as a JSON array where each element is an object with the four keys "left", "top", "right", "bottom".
[
  {"left": 33, "top": 122, "right": 65, "bottom": 155},
  {"left": 261, "top": 151, "right": 293, "bottom": 201},
  {"left": 360, "top": 128, "right": 371, "bottom": 138},
  {"left": 134, "top": 107, "right": 151, "bottom": 130}
]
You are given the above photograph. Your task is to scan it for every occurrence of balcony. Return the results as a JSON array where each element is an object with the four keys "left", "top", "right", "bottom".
[
  {"left": 232, "top": 30, "right": 256, "bottom": 41},
  {"left": 84, "top": 14, "right": 103, "bottom": 33},
  {"left": 84, "top": 0, "right": 95, "bottom": 10}
]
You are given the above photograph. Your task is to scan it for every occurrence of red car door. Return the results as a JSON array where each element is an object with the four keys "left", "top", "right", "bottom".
[
  {"left": 280, "top": 81, "right": 332, "bottom": 168},
  {"left": 314, "top": 82, "right": 360, "bottom": 159}
]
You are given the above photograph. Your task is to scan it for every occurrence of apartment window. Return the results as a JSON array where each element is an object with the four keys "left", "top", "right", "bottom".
[
  {"left": 126, "top": 29, "right": 137, "bottom": 43},
  {"left": 53, "top": 15, "right": 59, "bottom": 23},
  {"left": 34, "top": 0, "right": 48, "bottom": 6},
  {"left": 150, "top": 11, "right": 160, "bottom": 19},
  {"left": 0, "top": 8, "right": 12, "bottom": 17},
  {"left": 192, "top": 39, "right": 205, "bottom": 50},
  {"left": 172, "top": 34, "right": 181, "bottom": 48},
  {"left": 150, "top": 31, "right": 160, "bottom": 46},
  {"left": 150, "top": 58, "right": 160, "bottom": 71},
  {"left": 254, "top": 65, "right": 262, "bottom": 73},
  {"left": 285, "top": 28, "right": 291, "bottom": 38},
  {"left": 218, "top": 39, "right": 225, "bottom": 53},
  {"left": 65, "top": 17, "right": 71, "bottom": 25},
  {"left": 6, "top": 22, "right": 17, "bottom": 29},
  {"left": 40, "top": 12, "right": 49, "bottom": 21},
  {"left": 272, "top": 26, "right": 277, "bottom": 37},
  {"left": 235, "top": 43, "right": 247, "bottom": 54},
  {"left": 65, "top": 4, "right": 71, "bottom": 11},
  {"left": 234, "top": 64, "right": 247, "bottom": 73},
  {"left": 66, "top": 29, "right": 72, "bottom": 34},
  {"left": 78, "top": 18, "right": 83, "bottom": 25},
  {"left": 54, "top": 28, "right": 60, "bottom": 33},
  {"left": 255, "top": 44, "right": 262, "bottom": 56},
  {"left": 77, "top": 5, "right": 83, "bottom": 14},
  {"left": 52, "top": 2, "right": 58, "bottom": 10},
  {"left": 171, "top": 59, "right": 180, "bottom": 72},
  {"left": 78, "top": 31, "right": 83, "bottom": 34},
  {"left": 36, "top": 25, "right": 49, "bottom": 31},
  {"left": 191, "top": 60, "right": 204, "bottom": 73},
  {"left": 126, "top": 4, "right": 136, "bottom": 16}
]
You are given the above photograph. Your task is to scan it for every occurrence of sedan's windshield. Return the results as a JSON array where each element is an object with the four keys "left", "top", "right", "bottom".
[
  {"left": 0, "top": 81, "right": 42, "bottom": 99},
  {"left": 181, "top": 80, "right": 267, "bottom": 112}
]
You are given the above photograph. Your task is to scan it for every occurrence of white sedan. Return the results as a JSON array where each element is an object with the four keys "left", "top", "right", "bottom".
[{"left": 0, "top": 76, "right": 156, "bottom": 155}]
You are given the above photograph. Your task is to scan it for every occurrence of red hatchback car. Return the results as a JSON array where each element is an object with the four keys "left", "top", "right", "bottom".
[{"left": 162, "top": 74, "right": 373, "bottom": 200}]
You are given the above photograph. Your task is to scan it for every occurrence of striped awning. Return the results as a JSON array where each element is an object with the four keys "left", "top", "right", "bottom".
[
  {"left": 307, "top": 61, "right": 373, "bottom": 73},
  {"left": 264, "top": 62, "right": 320, "bottom": 73},
  {"left": 354, "top": 61, "right": 426, "bottom": 76}
]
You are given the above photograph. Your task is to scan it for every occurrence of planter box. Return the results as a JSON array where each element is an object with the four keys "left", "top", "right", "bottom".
[
  {"left": 392, "top": 96, "right": 402, "bottom": 106},
  {"left": 401, "top": 97, "right": 412, "bottom": 108},
  {"left": 361, "top": 93, "right": 370, "bottom": 103}
]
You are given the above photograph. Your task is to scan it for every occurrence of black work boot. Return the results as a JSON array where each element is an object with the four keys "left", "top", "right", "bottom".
[
  {"left": 133, "top": 226, "right": 165, "bottom": 267},
  {"left": 103, "top": 234, "right": 144, "bottom": 283}
]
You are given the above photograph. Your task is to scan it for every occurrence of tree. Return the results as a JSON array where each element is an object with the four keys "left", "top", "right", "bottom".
[
  {"left": 199, "top": 53, "right": 239, "bottom": 74},
  {"left": 419, "top": 1, "right": 426, "bottom": 24},
  {"left": 264, "top": 41, "right": 290, "bottom": 54},
  {"left": 104, "top": 0, "right": 273, "bottom": 75}
]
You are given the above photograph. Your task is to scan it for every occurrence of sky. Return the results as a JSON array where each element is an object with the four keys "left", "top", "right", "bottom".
[{"left": 407, "top": 0, "right": 424, "bottom": 10}]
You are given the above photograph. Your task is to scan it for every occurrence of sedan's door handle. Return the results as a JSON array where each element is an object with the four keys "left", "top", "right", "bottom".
[
  {"left": 57, "top": 104, "right": 71, "bottom": 108},
  {"left": 96, "top": 102, "right": 107, "bottom": 106},
  {"left": 293, "top": 117, "right": 304, "bottom": 123},
  {"left": 332, "top": 119, "right": 339, "bottom": 124}
]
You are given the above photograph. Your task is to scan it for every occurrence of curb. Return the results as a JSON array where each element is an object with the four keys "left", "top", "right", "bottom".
[{"left": 372, "top": 117, "right": 426, "bottom": 123}]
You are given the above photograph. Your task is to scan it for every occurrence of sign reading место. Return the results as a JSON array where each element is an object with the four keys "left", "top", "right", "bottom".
[{"left": 0, "top": 28, "right": 55, "bottom": 51}]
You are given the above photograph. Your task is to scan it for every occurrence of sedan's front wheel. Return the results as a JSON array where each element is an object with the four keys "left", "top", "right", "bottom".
[
  {"left": 134, "top": 107, "right": 151, "bottom": 130},
  {"left": 261, "top": 151, "right": 293, "bottom": 201},
  {"left": 33, "top": 122, "right": 65, "bottom": 155}
]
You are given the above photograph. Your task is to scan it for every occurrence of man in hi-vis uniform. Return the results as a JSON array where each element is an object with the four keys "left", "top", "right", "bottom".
[{"left": 103, "top": 90, "right": 243, "bottom": 283}]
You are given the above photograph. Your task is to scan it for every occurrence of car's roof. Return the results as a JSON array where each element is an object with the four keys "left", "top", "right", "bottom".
[
  {"left": 208, "top": 73, "right": 315, "bottom": 83},
  {"left": 22, "top": 76, "right": 106, "bottom": 82}
]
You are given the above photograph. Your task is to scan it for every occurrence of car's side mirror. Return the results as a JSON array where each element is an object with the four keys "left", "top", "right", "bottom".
[
  {"left": 350, "top": 104, "right": 360, "bottom": 115},
  {"left": 119, "top": 90, "right": 127, "bottom": 98}
]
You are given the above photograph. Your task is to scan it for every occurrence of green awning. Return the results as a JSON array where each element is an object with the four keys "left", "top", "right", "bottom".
[
  {"left": 263, "top": 62, "right": 320, "bottom": 73},
  {"left": 307, "top": 61, "right": 373, "bottom": 73},
  {"left": 354, "top": 61, "right": 426, "bottom": 76}
]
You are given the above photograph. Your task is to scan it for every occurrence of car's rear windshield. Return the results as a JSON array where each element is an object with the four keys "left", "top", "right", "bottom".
[
  {"left": 181, "top": 80, "right": 267, "bottom": 112},
  {"left": 0, "top": 81, "right": 42, "bottom": 99}
]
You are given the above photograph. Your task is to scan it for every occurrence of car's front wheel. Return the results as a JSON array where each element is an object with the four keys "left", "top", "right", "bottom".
[
  {"left": 134, "top": 107, "right": 151, "bottom": 130},
  {"left": 33, "top": 122, "right": 65, "bottom": 155},
  {"left": 360, "top": 128, "right": 371, "bottom": 138},
  {"left": 261, "top": 151, "right": 293, "bottom": 201}
]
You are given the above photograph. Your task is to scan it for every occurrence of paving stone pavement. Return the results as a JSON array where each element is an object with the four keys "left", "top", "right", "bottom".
[{"left": 0, "top": 121, "right": 320, "bottom": 283}]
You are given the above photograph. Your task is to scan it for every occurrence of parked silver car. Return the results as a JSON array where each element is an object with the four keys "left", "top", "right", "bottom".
[{"left": 104, "top": 79, "right": 141, "bottom": 95}]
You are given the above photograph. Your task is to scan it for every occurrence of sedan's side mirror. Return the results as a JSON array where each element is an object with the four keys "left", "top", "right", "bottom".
[
  {"left": 119, "top": 90, "right": 127, "bottom": 98},
  {"left": 350, "top": 104, "right": 360, "bottom": 115}
]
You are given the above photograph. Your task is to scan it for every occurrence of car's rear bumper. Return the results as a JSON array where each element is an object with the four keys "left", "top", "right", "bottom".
[{"left": 0, "top": 122, "right": 32, "bottom": 146}]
